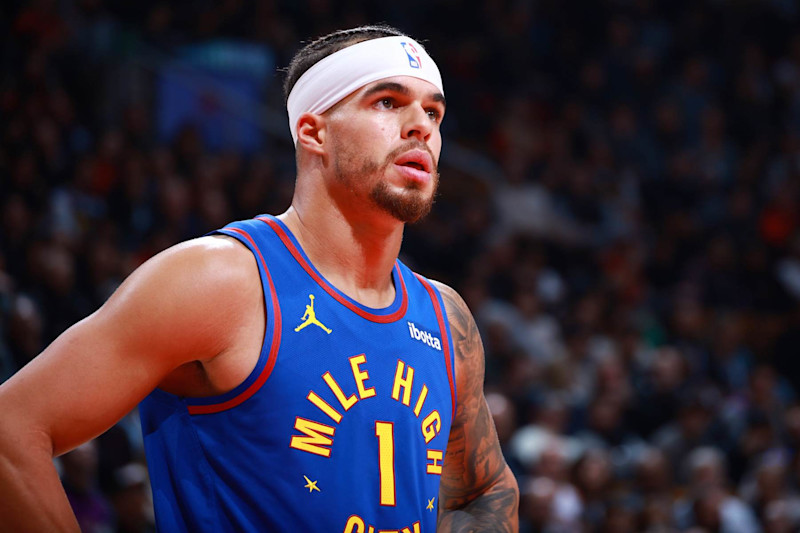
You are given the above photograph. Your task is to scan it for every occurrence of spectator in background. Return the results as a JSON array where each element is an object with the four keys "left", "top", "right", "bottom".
[
  {"left": 738, "top": 450, "right": 800, "bottom": 528},
  {"left": 487, "top": 391, "right": 527, "bottom": 480},
  {"left": 630, "top": 346, "right": 691, "bottom": 439},
  {"left": 675, "top": 447, "right": 761, "bottom": 532},
  {"left": 572, "top": 448, "right": 615, "bottom": 528},
  {"left": 519, "top": 476, "right": 578, "bottom": 533},
  {"left": 109, "top": 463, "right": 155, "bottom": 533},
  {"left": 59, "top": 440, "right": 114, "bottom": 533},
  {"left": 652, "top": 386, "right": 727, "bottom": 485},
  {"left": 635, "top": 474, "right": 677, "bottom": 532}
]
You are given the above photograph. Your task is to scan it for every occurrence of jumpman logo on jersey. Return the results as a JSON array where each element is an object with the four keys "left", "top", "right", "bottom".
[{"left": 294, "top": 294, "right": 332, "bottom": 334}]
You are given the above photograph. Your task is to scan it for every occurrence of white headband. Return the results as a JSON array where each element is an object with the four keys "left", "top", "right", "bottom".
[{"left": 287, "top": 35, "right": 444, "bottom": 144}]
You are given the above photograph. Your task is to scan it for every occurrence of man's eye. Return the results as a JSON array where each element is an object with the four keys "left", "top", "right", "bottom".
[
  {"left": 378, "top": 98, "right": 394, "bottom": 109},
  {"left": 427, "top": 109, "right": 441, "bottom": 122}
]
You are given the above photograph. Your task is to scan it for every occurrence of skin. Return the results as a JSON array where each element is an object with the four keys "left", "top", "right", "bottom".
[
  {"left": 0, "top": 73, "right": 518, "bottom": 531},
  {"left": 434, "top": 282, "right": 520, "bottom": 531}
]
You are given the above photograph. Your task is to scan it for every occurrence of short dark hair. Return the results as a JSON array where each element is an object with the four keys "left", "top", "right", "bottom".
[{"left": 282, "top": 24, "right": 409, "bottom": 103}]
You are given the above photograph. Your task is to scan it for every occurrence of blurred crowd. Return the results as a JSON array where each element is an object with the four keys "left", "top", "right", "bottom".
[{"left": 3, "top": 0, "right": 800, "bottom": 531}]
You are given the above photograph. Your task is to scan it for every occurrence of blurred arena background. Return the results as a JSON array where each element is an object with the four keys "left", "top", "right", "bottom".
[{"left": 3, "top": 1, "right": 800, "bottom": 531}]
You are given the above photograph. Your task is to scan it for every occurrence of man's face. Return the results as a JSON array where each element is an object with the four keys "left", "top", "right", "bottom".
[{"left": 324, "top": 76, "right": 445, "bottom": 223}]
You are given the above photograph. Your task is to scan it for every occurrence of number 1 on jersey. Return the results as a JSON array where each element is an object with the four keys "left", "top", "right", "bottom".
[{"left": 375, "top": 421, "right": 396, "bottom": 506}]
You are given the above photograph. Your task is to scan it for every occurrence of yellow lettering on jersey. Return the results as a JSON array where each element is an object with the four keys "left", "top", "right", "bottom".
[
  {"left": 344, "top": 515, "right": 365, "bottom": 533},
  {"left": 347, "top": 521, "right": 418, "bottom": 533},
  {"left": 307, "top": 391, "right": 343, "bottom": 423},
  {"left": 350, "top": 354, "right": 376, "bottom": 399},
  {"left": 391, "top": 360, "right": 414, "bottom": 406},
  {"left": 323, "top": 371, "right": 358, "bottom": 411},
  {"left": 290, "top": 417, "right": 335, "bottom": 457},
  {"left": 426, "top": 450, "right": 444, "bottom": 474},
  {"left": 421, "top": 410, "right": 441, "bottom": 444},
  {"left": 413, "top": 384, "right": 428, "bottom": 417}
]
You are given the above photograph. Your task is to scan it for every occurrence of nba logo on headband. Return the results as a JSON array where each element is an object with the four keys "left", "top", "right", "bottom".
[{"left": 401, "top": 41, "right": 422, "bottom": 69}]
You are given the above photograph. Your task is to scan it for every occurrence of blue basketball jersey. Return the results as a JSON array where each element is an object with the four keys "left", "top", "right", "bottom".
[{"left": 139, "top": 215, "right": 457, "bottom": 532}]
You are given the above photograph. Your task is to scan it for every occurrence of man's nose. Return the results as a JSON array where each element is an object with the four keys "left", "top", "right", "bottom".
[{"left": 401, "top": 103, "right": 433, "bottom": 142}]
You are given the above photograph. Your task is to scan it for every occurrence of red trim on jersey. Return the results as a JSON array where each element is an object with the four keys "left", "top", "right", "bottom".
[
  {"left": 415, "top": 275, "right": 457, "bottom": 419},
  {"left": 187, "top": 227, "right": 282, "bottom": 415},
  {"left": 259, "top": 216, "right": 408, "bottom": 323}
]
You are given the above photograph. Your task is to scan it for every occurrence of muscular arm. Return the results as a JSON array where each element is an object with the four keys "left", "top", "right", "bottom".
[
  {"left": 0, "top": 236, "right": 261, "bottom": 532},
  {"left": 434, "top": 282, "right": 519, "bottom": 532}
]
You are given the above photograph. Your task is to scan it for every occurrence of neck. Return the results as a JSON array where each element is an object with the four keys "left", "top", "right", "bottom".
[{"left": 278, "top": 194, "right": 404, "bottom": 309}]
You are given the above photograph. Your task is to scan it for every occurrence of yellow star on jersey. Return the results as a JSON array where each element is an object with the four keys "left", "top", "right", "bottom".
[
  {"left": 427, "top": 497, "right": 435, "bottom": 511},
  {"left": 303, "top": 475, "right": 320, "bottom": 493}
]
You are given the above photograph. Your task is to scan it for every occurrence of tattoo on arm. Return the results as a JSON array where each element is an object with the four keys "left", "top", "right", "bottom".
[{"left": 434, "top": 283, "right": 519, "bottom": 532}]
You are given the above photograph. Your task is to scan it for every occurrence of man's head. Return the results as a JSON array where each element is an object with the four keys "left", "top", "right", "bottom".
[{"left": 284, "top": 26, "right": 445, "bottom": 223}]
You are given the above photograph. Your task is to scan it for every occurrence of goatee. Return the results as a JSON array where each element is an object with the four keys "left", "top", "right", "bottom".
[
  {"left": 369, "top": 178, "right": 436, "bottom": 223},
  {"left": 334, "top": 141, "right": 439, "bottom": 223}
]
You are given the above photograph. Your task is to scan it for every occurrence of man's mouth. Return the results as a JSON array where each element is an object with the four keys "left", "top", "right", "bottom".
[{"left": 394, "top": 149, "right": 434, "bottom": 174}]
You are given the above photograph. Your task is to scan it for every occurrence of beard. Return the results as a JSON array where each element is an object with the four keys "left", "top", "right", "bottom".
[{"left": 333, "top": 141, "right": 439, "bottom": 223}]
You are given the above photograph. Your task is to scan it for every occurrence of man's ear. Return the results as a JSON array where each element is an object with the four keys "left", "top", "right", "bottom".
[{"left": 296, "top": 113, "right": 326, "bottom": 155}]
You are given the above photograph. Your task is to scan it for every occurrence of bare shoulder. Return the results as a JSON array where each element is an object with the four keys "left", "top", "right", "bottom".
[
  {"left": 144, "top": 234, "right": 258, "bottom": 290},
  {"left": 428, "top": 280, "right": 467, "bottom": 315},
  {"left": 427, "top": 279, "right": 485, "bottom": 434},
  {"left": 428, "top": 279, "right": 466, "bottom": 311},
  {"left": 126, "top": 235, "right": 259, "bottom": 314},
  {"left": 426, "top": 279, "right": 485, "bottom": 420},
  {"left": 430, "top": 280, "right": 519, "bottom": 530},
  {"left": 96, "top": 234, "right": 263, "bottom": 366},
  {"left": 0, "top": 235, "right": 265, "bottom": 457}
]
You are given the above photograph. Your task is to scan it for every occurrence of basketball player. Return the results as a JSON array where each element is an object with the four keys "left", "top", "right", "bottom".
[{"left": 0, "top": 25, "right": 519, "bottom": 531}]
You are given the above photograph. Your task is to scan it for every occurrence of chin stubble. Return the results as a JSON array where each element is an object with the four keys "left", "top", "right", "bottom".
[{"left": 334, "top": 141, "right": 439, "bottom": 223}]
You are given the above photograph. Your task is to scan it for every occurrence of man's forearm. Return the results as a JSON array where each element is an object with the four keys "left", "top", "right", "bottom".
[
  {"left": 438, "top": 465, "right": 519, "bottom": 532},
  {"left": 0, "top": 428, "right": 80, "bottom": 532}
]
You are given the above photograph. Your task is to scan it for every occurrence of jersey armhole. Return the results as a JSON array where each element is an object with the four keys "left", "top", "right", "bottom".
[
  {"left": 414, "top": 274, "right": 458, "bottom": 420},
  {"left": 184, "top": 226, "right": 282, "bottom": 415}
]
